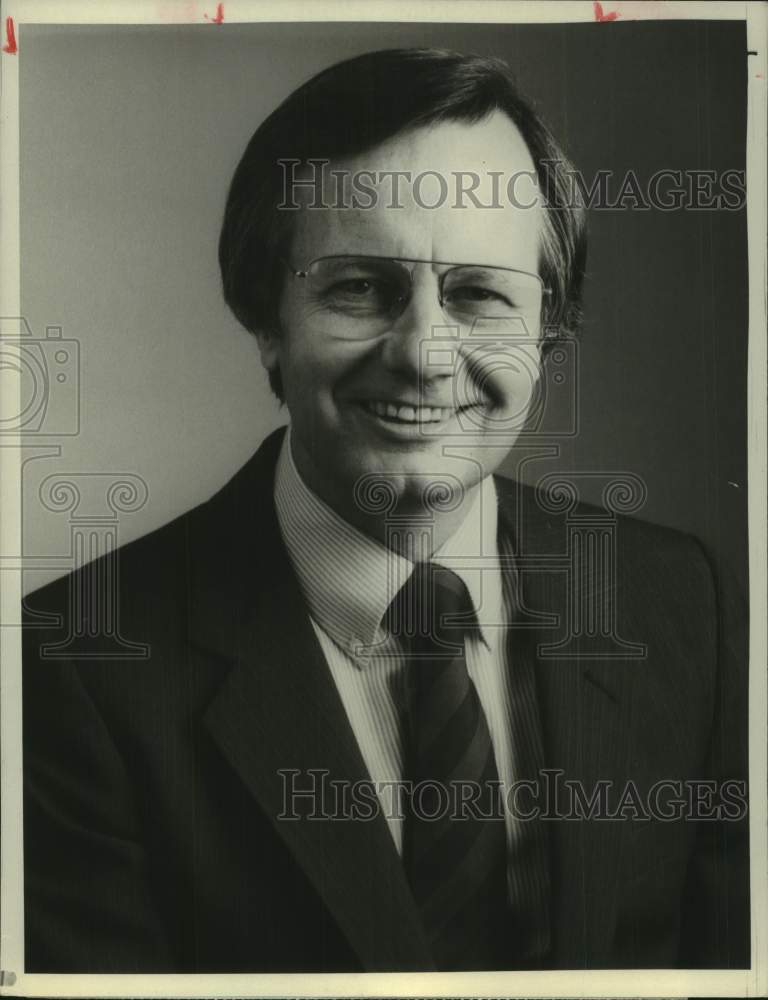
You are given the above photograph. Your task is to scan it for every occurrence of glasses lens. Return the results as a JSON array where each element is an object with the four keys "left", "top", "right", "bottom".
[
  {"left": 441, "top": 266, "right": 543, "bottom": 323},
  {"left": 307, "top": 257, "right": 410, "bottom": 331},
  {"left": 299, "top": 257, "right": 544, "bottom": 338}
]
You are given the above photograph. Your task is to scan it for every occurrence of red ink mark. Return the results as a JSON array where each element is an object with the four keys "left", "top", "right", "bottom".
[
  {"left": 3, "top": 17, "right": 17, "bottom": 54},
  {"left": 593, "top": 1, "right": 619, "bottom": 21},
  {"left": 204, "top": 2, "right": 224, "bottom": 23}
]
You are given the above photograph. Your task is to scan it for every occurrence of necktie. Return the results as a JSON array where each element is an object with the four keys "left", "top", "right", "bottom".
[{"left": 387, "top": 562, "right": 509, "bottom": 970}]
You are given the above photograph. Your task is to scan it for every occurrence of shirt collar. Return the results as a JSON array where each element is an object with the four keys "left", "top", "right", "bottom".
[{"left": 274, "top": 430, "right": 502, "bottom": 660}]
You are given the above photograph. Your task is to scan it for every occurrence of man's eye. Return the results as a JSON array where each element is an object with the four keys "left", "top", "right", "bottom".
[
  {"left": 321, "top": 277, "right": 400, "bottom": 313},
  {"left": 331, "top": 278, "right": 377, "bottom": 297},
  {"left": 445, "top": 285, "right": 509, "bottom": 305}
]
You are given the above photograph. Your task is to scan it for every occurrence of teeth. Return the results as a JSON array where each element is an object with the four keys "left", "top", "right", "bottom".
[{"left": 365, "top": 401, "right": 454, "bottom": 423}]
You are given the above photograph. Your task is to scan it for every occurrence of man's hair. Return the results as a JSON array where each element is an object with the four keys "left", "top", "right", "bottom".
[{"left": 219, "top": 47, "right": 587, "bottom": 400}]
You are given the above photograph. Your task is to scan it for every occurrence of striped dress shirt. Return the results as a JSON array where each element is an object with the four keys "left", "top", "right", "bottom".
[{"left": 273, "top": 430, "right": 550, "bottom": 954}]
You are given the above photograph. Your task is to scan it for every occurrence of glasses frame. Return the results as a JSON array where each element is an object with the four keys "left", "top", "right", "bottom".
[{"left": 280, "top": 254, "right": 552, "bottom": 319}]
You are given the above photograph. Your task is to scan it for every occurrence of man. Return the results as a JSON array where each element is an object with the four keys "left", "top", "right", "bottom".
[{"left": 22, "top": 48, "right": 749, "bottom": 973}]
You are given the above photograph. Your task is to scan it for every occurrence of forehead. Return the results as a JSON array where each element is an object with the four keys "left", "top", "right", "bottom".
[{"left": 288, "top": 112, "right": 543, "bottom": 272}]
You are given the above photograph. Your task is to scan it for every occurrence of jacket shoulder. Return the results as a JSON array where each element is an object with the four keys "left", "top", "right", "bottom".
[
  {"left": 23, "top": 427, "right": 287, "bottom": 622},
  {"left": 495, "top": 472, "right": 711, "bottom": 561}
]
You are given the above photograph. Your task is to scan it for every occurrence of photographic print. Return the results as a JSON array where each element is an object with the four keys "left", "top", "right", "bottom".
[{"left": 1, "top": 2, "right": 765, "bottom": 997}]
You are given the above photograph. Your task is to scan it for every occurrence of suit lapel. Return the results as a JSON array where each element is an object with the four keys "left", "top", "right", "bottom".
[
  {"left": 497, "top": 478, "right": 633, "bottom": 967},
  {"left": 194, "top": 430, "right": 434, "bottom": 971},
  {"left": 188, "top": 438, "right": 638, "bottom": 970}
]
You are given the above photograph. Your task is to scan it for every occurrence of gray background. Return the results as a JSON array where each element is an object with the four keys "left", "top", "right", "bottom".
[{"left": 19, "top": 19, "right": 748, "bottom": 594}]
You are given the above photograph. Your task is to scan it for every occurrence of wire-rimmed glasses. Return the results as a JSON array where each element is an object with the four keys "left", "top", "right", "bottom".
[{"left": 281, "top": 254, "right": 550, "bottom": 339}]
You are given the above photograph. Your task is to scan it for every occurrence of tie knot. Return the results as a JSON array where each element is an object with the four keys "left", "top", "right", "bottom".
[{"left": 384, "top": 562, "right": 477, "bottom": 652}]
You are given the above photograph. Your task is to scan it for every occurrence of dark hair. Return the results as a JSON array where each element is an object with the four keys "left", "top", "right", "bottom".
[{"left": 219, "top": 48, "right": 587, "bottom": 400}]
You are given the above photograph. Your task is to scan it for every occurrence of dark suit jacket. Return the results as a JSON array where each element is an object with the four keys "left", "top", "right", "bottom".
[{"left": 22, "top": 427, "right": 750, "bottom": 973}]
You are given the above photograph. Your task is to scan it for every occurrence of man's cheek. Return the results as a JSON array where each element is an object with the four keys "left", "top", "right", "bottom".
[{"left": 467, "top": 344, "right": 541, "bottom": 414}]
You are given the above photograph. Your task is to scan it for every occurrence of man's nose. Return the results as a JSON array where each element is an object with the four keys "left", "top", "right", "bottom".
[{"left": 378, "top": 280, "right": 455, "bottom": 380}]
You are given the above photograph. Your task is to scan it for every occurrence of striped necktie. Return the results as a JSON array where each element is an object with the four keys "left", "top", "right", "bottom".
[{"left": 387, "top": 561, "right": 509, "bottom": 970}]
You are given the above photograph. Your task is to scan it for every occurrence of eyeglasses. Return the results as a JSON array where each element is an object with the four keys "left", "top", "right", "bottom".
[{"left": 281, "top": 254, "right": 551, "bottom": 339}]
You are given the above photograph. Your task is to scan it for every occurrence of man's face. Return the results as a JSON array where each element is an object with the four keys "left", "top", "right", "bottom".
[{"left": 258, "top": 112, "right": 545, "bottom": 520}]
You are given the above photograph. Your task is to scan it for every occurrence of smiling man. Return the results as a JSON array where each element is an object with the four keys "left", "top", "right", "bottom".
[
  {"left": 23, "top": 48, "right": 749, "bottom": 974},
  {"left": 255, "top": 112, "right": 546, "bottom": 551}
]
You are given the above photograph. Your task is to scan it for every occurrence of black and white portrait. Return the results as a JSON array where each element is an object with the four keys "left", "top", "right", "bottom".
[{"left": 2, "top": 5, "right": 764, "bottom": 995}]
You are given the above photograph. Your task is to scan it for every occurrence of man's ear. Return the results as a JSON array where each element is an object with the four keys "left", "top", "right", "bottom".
[
  {"left": 254, "top": 327, "right": 280, "bottom": 377},
  {"left": 538, "top": 324, "right": 560, "bottom": 368}
]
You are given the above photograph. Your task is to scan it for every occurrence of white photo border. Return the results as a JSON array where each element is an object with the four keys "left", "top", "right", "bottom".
[{"left": 1, "top": 2, "right": 765, "bottom": 997}]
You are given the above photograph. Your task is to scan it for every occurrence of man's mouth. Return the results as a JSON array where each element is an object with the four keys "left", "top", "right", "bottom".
[{"left": 360, "top": 400, "right": 480, "bottom": 425}]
